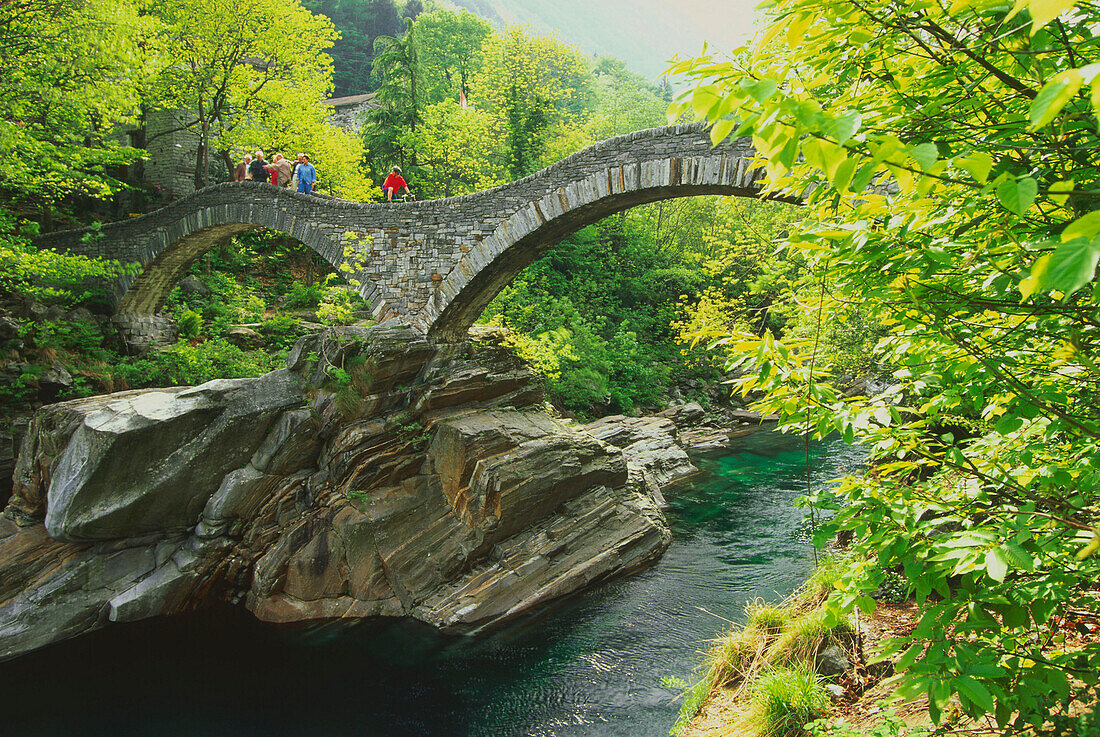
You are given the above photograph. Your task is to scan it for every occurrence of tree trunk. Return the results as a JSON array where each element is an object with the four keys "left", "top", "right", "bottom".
[{"left": 218, "top": 149, "right": 234, "bottom": 178}]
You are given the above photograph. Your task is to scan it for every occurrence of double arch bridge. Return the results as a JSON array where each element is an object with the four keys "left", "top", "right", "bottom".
[{"left": 37, "top": 124, "right": 763, "bottom": 344}]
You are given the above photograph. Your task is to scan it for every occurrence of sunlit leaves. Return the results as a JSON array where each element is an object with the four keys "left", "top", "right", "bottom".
[
  {"left": 672, "top": 0, "right": 1100, "bottom": 726},
  {"left": 148, "top": 0, "right": 338, "bottom": 190},
  {"left": 1062, "top": 211, "right": 1100, "bottom": 242},
  {"left": 1025, "top": 238, "right": 1100, "bottom": 298},
  {"left": 1019, "top": 0, "right": 1078, "bottom": 34},
  {"left": 954, "top": 152, "right": 993, "bottom": 184}
]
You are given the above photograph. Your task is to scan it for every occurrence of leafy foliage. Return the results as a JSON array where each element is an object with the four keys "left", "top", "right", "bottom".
[
  {"left": 302, "top": 0, "right": 404, "bottom": 97},
  {"left": 673, "top": 0, "right": 1100, "bottom": 729},
  {"left": 0, "top": 0, "right": 146, "bottom": 219},
  {"left": 0, "top": 222, "right": 130, "bottom": 309},
  {"left": 482, "top": 198, "right": 803, "bottom": 417},
  {"left": 808, "top": 707, "right": 929, "bottom": 737}
]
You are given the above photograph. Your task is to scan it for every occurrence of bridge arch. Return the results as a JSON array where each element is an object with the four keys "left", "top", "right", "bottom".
[
  {"left": 419, "top": 146, "right": 763, "bottom": 340},
  {"left": 39, "top": 186, "right": 375, "bottom": 316}
]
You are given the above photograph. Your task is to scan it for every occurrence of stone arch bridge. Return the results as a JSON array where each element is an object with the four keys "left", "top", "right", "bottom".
[{"left": 37, "top": 124, "right": 762, "bottom": 345}]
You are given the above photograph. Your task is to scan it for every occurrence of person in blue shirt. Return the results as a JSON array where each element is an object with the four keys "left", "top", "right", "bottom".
[{"left": 296, "top": 153, "right": 317, "bottom": 194}]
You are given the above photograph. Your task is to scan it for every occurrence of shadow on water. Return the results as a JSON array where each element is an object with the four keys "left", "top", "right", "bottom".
[{"left": 0, "top": 429, "right": 866, "bottom": 737}]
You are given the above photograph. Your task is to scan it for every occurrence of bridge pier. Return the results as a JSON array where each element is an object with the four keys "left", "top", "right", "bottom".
[{"left": 112, "top": 313, "right": 178, "bottom": 353}]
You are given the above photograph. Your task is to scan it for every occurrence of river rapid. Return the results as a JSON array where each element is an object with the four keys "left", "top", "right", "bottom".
[{"left": 0, "top": 429, "right": 865, "bottom": 737}]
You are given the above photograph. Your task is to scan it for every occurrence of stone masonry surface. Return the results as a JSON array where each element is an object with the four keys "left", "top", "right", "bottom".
[{"left": 36, "top": 125, "right": 763, "bottom": 340}]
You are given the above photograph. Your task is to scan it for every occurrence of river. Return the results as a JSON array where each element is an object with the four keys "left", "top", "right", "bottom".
[{"left": 0, "top": 428, "right": 865, "bottom": 736}]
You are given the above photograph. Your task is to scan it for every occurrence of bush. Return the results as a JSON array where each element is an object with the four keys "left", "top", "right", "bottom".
[
  {"left": 177, "top": 310, "right": 202, "bottom": 339},
  {"left": 114, "top": 339, "right": 279, "bottom": 387},
  {"left": 21, "top": 319, "right": 105, "bottom": 357},
  {"left": 284, "top": 280, "right": 323, "bottom": 308},
  {"left": 261, "top": 313, "right": 305, "bottom": 350},
  {"left": 317, "top": 281, "right": 364, "bottom": 325},
  {"left": 808, "top": 708, "right": 928, "bottom": 737},
  {"left": 551, "top": 366, "right": 610, "bottom": 415},
  {"left": 0, "top": 224, "right": 129, "bottom": 309}
]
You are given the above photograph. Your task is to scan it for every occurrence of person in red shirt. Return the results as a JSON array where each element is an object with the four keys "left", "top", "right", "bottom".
[{"left": 382, "top": 166, "right": 411, "bottom": 201}]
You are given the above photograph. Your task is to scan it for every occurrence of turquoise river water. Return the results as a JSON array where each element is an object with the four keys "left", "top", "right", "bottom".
[{"left": 0, "top": 429, "right": 865, "bottom": 736}]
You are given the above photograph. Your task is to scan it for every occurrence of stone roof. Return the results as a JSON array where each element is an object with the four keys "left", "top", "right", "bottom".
[{"left": 323, "top": 93, "right": 380, "bottom": 108}]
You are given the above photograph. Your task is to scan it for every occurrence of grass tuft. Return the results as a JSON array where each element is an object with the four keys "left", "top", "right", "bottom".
[
  {"left": 752, "top": 666, "right": 830, "bottom": 737},
  {"left": 746, "top": 599, "right": 791, "bottom": 634}
]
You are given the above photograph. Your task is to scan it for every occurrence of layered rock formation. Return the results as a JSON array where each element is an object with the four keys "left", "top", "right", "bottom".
[{"left": 0, "top": 326, "right": 676, "bottom": 660}]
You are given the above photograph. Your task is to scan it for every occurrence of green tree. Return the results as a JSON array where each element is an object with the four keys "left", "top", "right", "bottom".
[
  {"left": 396, "top": 99, "right": 507, "bottom": 197},
  {"left": 674, "top": 0, "right": 1100, "bottom": 729},
  {"left": 472, "top": 27, "right": 589, "bottom": 177},
  {"left": 413, "top": 9, "right": 492, "bottom": 106},
  {"left": 145, "top": 0, "right": 338, "bottom": 189},
  {"left": 0, "top": 0, "right": 146, "bottom": 222},
  {"left": 363, "top": 18, "right": 420, "bottom": 173},
  {"left": 585, "top": 56, "right": 667, "bottom": 140},
  {"left": 303, "top": 0, "right": 402, "bottom": 96}
]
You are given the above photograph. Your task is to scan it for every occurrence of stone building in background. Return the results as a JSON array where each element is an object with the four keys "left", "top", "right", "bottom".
[{"left": 322, "top": 92, "right": 380, "bottom": 135}]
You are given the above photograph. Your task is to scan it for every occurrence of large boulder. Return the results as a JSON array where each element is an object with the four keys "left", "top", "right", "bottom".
[{"left": 42, "top": 371, "right": 303, "bottom": 541}]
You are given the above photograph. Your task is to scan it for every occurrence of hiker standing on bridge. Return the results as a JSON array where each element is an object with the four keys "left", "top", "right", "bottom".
[
  {"left": 234, "top": 154, "right": 252, "bottom": 182},
  {"left": 382, "top": 166, "right": 411, "bottom": 201},
  {"left": 249, "top": 151, "right": 270, "bottom": 184},
  {"left": 267, "top": 153, "right": 293, "bottom": 187},
  {"left": 295, "top": 153, "right": 317, "bottom": 194}
]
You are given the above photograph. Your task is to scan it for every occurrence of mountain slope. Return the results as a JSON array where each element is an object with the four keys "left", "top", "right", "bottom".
[{"left": 445, "top": 0, "right": 758, "bottom": 79}]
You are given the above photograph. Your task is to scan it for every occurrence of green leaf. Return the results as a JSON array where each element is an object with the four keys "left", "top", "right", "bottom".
[
  {"left": 1029, "top": 70, "right": 1083, "bottom": 129},
  {"left": 1000, "top": 604, "right": 1030, "bottom": 628},
  {"left": 955, "top": 151, "right": 993, "bottom": 183},
  {"left": 710, "top": 119, "right": 736, "bottom": 145},
  {"left": 1061, "top": 211, "right": 1100, "bottom": 242},
  {"left": 1030, "top": 599, "right": 1059, "bottom": 624},
  {"left": 1043, "top": 237, "right": 1100, "bottom": 297},
  {"left": 1049, "top": 179, "right": 1075, "bottom": 206},
  {"left": 739, "top": 77, "right": 779, "bottom": 102},
  {"left": 910, "top": 142, "right": 939, "bottom": 171},
  {"left": 1001, "top": 542, "right": 1034, "bottom": 572},
  {"left": 832, "top": 156, "right": 858, "bottom": 192},
  {"left": 997, "top": 177, "right": 1038, "bottom": 215},
  {"left": 850, "top": 162, "right": 877, "bottom": 192},
  {"left": 995, "top": 415, "right": 1024, "bottom": 435},
  {"left": 985, "top": 547, "right": 1008, "bottom": 582},
  {"left": 954, "top": 675, "right": 996, "bottom": 714},
  {"left": 1019, "top": 252, "right": 1052, "bottom": 298},
  {"left": 825, "top": 110, "right": 862, "bottom": 144},
  {"left": 1028, "top": 0, "right": 1078, "bottom": 34}
]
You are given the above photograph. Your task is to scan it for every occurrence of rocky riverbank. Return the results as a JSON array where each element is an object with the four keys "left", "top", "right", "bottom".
[{"left": 0, "top": 325, "right": 758, "bottom": 661}]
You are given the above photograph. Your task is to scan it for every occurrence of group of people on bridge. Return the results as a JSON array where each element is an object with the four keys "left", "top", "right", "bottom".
[
  {"left": 234, "top": 151, "right": 317, "bottom": 194},
  {"left": 233, "top": 152, "right": 414, "bottom": 202}
]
